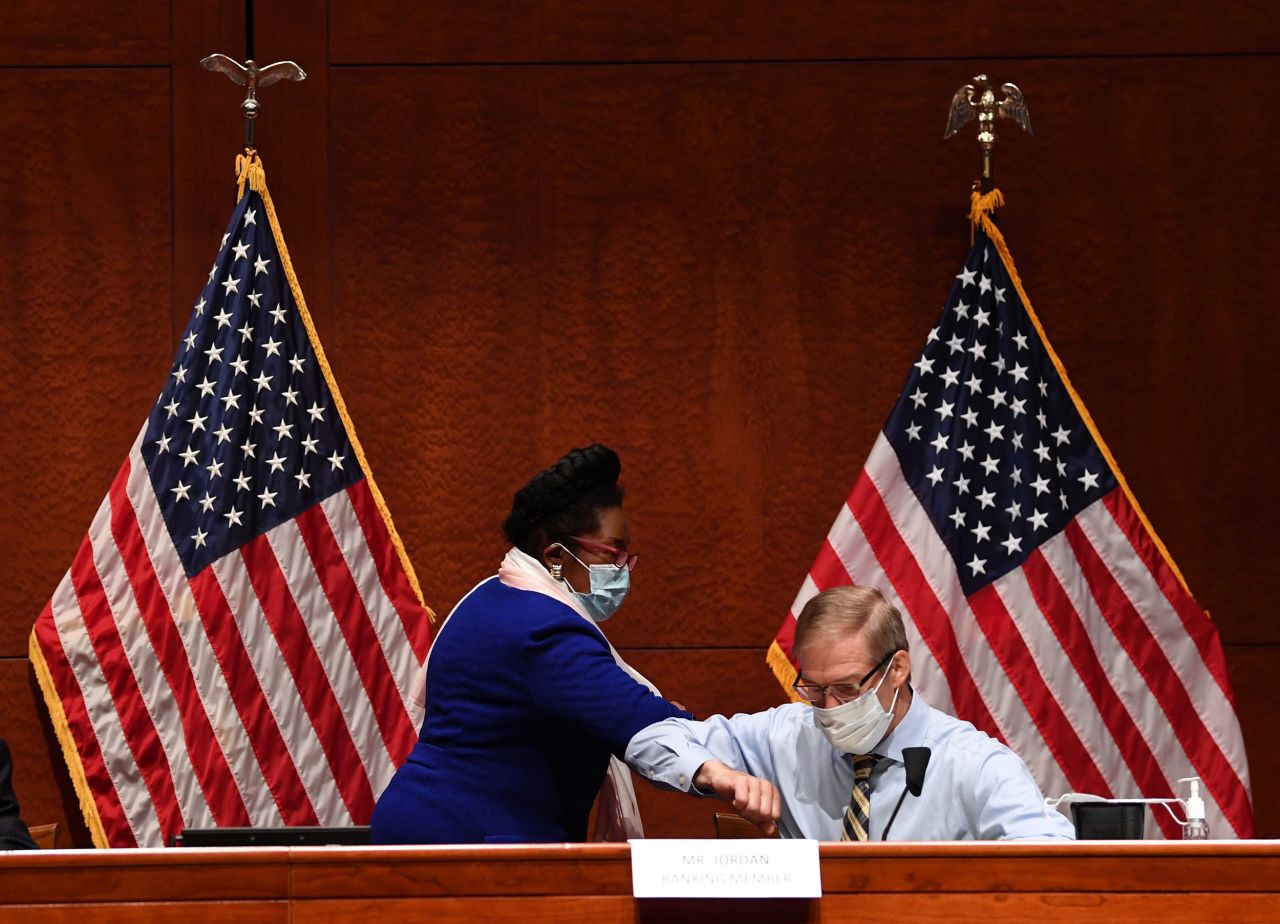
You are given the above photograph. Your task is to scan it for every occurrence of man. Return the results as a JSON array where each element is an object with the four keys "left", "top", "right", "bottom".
[
  {"left": 626, "top": 585, "right": 1074, "bottom": 840},
  {"left": 1, "top": 736, "right": 38, "bottom": 850}
]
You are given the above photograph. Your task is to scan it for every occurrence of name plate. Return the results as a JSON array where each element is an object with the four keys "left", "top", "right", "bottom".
[{"left": 629, "top": 838, "right": 821, "bottom": 898}]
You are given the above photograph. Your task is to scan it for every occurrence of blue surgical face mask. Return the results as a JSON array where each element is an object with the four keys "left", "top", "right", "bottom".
[{"left": 552, "top": 544, "right": 630, "bottom": 623}]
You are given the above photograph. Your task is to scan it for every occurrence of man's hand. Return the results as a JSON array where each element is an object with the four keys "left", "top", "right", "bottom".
[{"left": 693, "top": 759, "right": 781, "bottom": 836}]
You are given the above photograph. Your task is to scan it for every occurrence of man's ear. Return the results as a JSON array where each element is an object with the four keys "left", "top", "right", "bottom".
[{"left": 892, "top": 649, "right": 912, "bottom": 686}]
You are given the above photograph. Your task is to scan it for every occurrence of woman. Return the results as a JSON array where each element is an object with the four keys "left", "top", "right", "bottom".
[{"left": 371, "top": 444, "right": 690, "bottom": 844}]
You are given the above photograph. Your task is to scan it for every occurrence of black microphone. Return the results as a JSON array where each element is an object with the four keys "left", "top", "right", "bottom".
[{"left": 881, "top": 747, "right": 931, "bottom": 840}]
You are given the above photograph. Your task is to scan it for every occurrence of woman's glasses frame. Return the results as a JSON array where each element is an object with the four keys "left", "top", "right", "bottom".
[{"left": 566, "top": 536, "right": 638, "bottom": 572}]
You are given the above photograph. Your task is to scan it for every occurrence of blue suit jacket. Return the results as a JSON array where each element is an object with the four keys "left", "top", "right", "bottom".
[{"left": 371, "top": 577, "right": 688, "bottom": 844}]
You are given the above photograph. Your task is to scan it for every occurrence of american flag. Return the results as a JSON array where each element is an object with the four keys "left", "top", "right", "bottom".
[
  {"left": 29, "top": 159, "right": 433, "bottom": 848},
  {"left": 768, "top": 197, "right": 1253, "bottom": 839}
]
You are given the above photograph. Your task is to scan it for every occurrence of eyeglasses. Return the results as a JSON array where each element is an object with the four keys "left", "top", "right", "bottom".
[
  {"left": 792, "top": 650, "right": 897, "bottom": 705},
  {"left": 566, "top": 536, "right": 638, "bottom": 572}
]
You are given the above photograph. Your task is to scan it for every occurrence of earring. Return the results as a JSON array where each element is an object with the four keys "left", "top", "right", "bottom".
[{"left": 550, "top": 563, "right": 563, "bottom": 581}]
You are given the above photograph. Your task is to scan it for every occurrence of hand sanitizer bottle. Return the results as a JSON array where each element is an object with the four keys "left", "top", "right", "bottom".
[{"left": 1178, "top": 777, "right": 1209, "bottom": 840}]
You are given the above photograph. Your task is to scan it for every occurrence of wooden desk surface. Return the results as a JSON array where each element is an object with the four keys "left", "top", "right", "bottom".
[{"left": 4, "top": 841, "right": 1279, "bottom": 922}]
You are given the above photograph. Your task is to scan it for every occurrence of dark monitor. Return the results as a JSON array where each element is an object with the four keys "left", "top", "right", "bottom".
[
  {"left": 172, "top": 826, "right": 372, "bottom": 847},
  {"left": 1070, "top": 802, "right": 1146, "bottom": 839}
]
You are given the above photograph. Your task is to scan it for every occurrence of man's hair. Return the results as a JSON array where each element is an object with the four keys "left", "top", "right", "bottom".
[{"left": 793, "top": 585, "right": 908, "bottom": 662}]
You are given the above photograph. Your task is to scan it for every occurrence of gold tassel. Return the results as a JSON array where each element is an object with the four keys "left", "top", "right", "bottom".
[
  {"left": 235, "top": 149, "right": 268, "bottom": 199},
  {"left": 968, "top": 188, "right": 1006, "bottom": 243},
  {"left": 766, "top": 640, "right": 802, "bottom": 702},
  {"left": 28, "top": 632, "right": 110, "bottom": 848}
]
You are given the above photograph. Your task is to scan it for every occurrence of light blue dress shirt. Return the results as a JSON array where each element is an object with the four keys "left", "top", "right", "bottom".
[{"left": 625, "top": 691, "right": 1075, "bottom": 841}]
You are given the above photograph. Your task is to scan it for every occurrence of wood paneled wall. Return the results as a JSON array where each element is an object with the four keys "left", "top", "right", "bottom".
[{"left": 2, "top": 1, "right": 1276, "bottom": 846}]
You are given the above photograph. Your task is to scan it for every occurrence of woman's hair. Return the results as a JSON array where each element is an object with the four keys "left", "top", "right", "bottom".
[{"left": 502, "top": 444, "right": 625, "bottom": 557}]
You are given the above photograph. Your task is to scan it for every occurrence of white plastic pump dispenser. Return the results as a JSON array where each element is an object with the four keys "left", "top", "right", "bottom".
[{"left": 1179, "top": 776, "right": 1209, "bottom": 840}]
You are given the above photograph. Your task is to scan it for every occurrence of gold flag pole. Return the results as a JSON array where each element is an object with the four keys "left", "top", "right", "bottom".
[
  {"left": 200, "top": 54, "right": 307, "bottom": 153},
  {"left": 944, "top": 74, "right": 1033, "bottom": 193},
  {"left": 198, "top": 0, "right": 306, "bottom": 152}
]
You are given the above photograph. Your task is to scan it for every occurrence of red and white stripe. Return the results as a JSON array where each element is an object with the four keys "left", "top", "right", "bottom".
[
  {"left": 781, "top": 432, "right": 1253, "bottom": 839},
  {"left": 32, "top": 431, "right": 432, "bottom": 847}
]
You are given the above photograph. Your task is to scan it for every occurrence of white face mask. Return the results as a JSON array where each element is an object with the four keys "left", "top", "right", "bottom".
[{"left": 811, "top": 659, "right": 900, "bottom": 755}]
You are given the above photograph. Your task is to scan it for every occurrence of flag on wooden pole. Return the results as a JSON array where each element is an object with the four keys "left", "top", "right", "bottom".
[
  {"left": 768, "top": 190, "right": 1253, "bottom": 838},
  {"left": 30, "top": 153, "right": 433, "bottom": 847}
]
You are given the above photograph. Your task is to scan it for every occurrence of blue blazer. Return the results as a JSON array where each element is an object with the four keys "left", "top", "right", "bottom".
[{"left": 371, "top": 577, "right": 689, "bottom": 844}]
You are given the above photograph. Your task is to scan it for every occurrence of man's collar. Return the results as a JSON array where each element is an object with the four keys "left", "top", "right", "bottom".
[{"left": 875, "top": 688, "right": 927, "bottom": 763}]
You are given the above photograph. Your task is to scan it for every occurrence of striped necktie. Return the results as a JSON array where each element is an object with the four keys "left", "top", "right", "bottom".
[{"left": 841, "top": 753, "right": 882, "bottom": 841}]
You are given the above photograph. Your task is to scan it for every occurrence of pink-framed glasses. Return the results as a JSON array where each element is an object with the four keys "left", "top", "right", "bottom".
[{"left": 567, "top": 536, "right": 638, "bottom": 572}]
